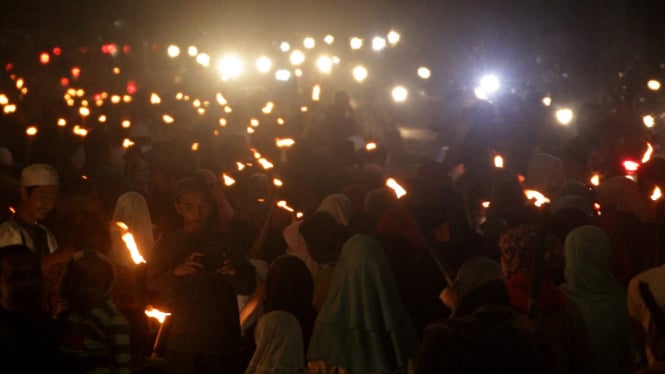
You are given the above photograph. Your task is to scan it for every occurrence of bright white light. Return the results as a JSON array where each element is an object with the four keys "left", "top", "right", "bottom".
[
  {"left": 290, "top": 50, "right": 305, "bottom": 66},
  {"left": 256, "top": 56, "right": 272, "bottom": 73},
  {"left": 275, "top": 69, "right": 291, "bottom": 81},
  {"left": 350, "top": 37, "right": 363, "bottom": 50},
  {"left": 324, "top": 35, "right": 335, "bottom": 44},
  {"left": 387, "top": 30, "right": 400, "bottom": 45},
  {"left": 295, "top": 69, "right": 303, "bottom": 77},
  {"left": 187, "top": 46, "right": 198, "bottom": 57},
  {"left": 303, "top": 37, "right": 316, "bottom": 49},
  {"left": 372, "top": 37, "right": 387, "bottom": 51},
  {"left": 417, "top": 66, "right": 431, "bottom": 79},
  {"left": 279, "top": 42, "right": 290, "bottom": 52},
  {"left": 391, "top": 86, "right": 408, "bottom": 103},
  {"left": 648, "top": 80, "right": 661, "bottom": 91},
  {"left": 542, "top": 96, "right": 552, "bottom": 106},
  {"left": 217, "top": 55, "right": 244, "bottom": 80},
  {"left": 643, "top": 114, "right": 656, "bottom": 128},
  {"left": 312, "top": 84, "right": 321, "bottom": 101},
  {"left": 317, "top": 56, "right": 333, "bottom": 74},
  {"left": 167, "top": 45, "right": 180, "bottom": 58},
  {"left": 353, "top": 65, "right": 368, "bottom": 82},
  {"left": 474, "top": 74, "right": 501, "bottom": 100},
  {"left": 196, "top": 53, "right": 211, "bottom": 68},
  {"left": 555, "top": 108, "right": 574, "bottom": 125}
]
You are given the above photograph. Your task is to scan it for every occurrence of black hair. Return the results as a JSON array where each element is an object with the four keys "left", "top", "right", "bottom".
[{"left": 0, "top": 245, "right": 40, "bottom": 277}]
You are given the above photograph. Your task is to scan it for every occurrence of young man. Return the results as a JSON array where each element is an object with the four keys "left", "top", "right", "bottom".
[
  {"left": 148, "top": 174, "right": 255, "bottom": 373},
  {"left": 0, "top": 164, "right": 59, "bottom": 256}
]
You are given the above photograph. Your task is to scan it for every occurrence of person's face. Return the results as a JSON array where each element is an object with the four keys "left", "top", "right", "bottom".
[
  {"left": 0, "top": 254, "right": 43, "bottom": 313},
  {"left": 68, "top": 261, "right": 110, "bottom": 311},
  {"left": 174, "top": 190, "right": 213, "bottom": 232},
  {"left": 21, "top": 185, "right": 58, "bottom": 222}
]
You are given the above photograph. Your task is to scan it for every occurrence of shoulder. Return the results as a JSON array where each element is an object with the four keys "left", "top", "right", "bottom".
[{"left": 0, "top": 220, "right": 22, "bottom": 245}]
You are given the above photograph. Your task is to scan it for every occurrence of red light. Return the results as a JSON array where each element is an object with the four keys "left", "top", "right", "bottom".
[
  {"left": 39, "top": 52, "right": 50, "bottom": 64},
  {"left": 93, "top": 93, "right": 102, "bottom": 101},
  {"left": 126, "top": 80, "right": 137, "bottom": 94},
  {"left": 5, "top": 63, "right": 12, "bottom": 71},
  {"left": 60, "top": 77, "right": 69, "bottom": 87},
  {"left": 122, "top": 44, "right": 131, "bottom": 53},
  {"left": 52, "top": 47, "right": 61, "bottom": 56},
  {"left": 623, "top": 160, "right": 640, "bottom": 173},
  {"left": 71, "top": 67, "right": 81, "bottom": 79},
  {"left": 80, "top": 47, "right": 87, "bottom": 54},
  {"left": 101, "top": 43, "right": 118, "bottom": 56}
]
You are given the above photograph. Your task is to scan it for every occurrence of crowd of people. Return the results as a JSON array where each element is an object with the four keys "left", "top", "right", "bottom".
[{"left": 1, "top": 90, "right": 665, "bottom": 374}]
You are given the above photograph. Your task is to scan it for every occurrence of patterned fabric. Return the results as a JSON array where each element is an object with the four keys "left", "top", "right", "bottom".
[
  {"left": 58, "top": 301, "right": 131, "bottom": 373},
  {"left": 499, "top": 223, "right": 565, "bottom": 284}
]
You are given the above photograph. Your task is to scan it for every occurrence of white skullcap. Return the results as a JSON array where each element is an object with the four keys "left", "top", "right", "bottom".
[
  {"left": 0, "top": 147, "right": 11, "bottom": 166},
  {"left": 21, "top": 164, "right": 59, "bottom": 187}
]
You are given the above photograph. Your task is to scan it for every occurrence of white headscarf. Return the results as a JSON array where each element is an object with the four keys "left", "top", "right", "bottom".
[
  {"left": 246, "top": 311, "right": 306, "bottom": 374},
  {"left": 110, "top": 192, "right": 154, "bottom": 268}
]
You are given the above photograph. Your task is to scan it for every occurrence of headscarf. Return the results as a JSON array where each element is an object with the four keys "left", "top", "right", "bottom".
[
  {"left": 499, "top": 224, "right": 566, "bottom": 314},
  {"left": 316, "top": 194, "right": 352, "bottom": 226},
  {"left": 596, "top": 176, "right": 649, "bottom": 222},
  {"left": 246, "top": 311, "right": 306, "bottom": 374},
  {"left": 110, "top": 192, "right": 154, "bottom": 267},
  {"left": 525, "top": 153, "right": 566, "bottom": 197},
  {"left": 453, "top": 256, "right": 505, "bottom": 304},
  {"left": 197, "top": 169, "right": 235, "bottom": 229},
  {"left": 374, "top": 205, "right": 428, "bottom": 258},
  {"left": 265, "top": 255, "right": 317, "bottom": 350},
  {"left": 561, "top": 225, "right": 634, "bottom": 374},
  {"left": 307, "top": 235, "right": 419, "bottom": 373}
]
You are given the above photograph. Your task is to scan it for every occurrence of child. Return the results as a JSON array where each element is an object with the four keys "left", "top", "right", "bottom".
[{"left": 57, "top": 250, "right": 131, "bottom": 373}]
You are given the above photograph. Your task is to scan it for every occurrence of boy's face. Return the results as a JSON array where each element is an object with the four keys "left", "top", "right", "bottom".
[
  {"left": 68, "top": 259, "right": 111, "bottom": 311},
  {"left": 0, "top": 253, "right": 43, "bottom": 313},
  {"left": 174, "top": 190, "right": 213, "bottom": 232},
  {"left": 21, "top": 185, "right": 58, "bottom": 222}
]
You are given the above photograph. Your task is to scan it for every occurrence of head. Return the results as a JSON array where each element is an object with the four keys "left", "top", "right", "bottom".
[
  {"left": 445, "top": 256, "right": 509, "bottom": 316},
  {"left": 19, "top": 164, "right": 59, "bottom": 222},
  {"left": 60, "top": 251, "right": 114, "bottom": 311},
  {"left": 299, "top": 211, "right": 347, "bottom": 265},
  {"left": 173, "top": 175, "right": 214, "bottom": 232},
  {"left": 265, "top": 255, "right": 314, "bottom": 313},
  {"left": 0, "top": 245, "right": 43, "bottom": 313},
  {"left": 498, "top": 224, "right": 565, "bottom": 284}
]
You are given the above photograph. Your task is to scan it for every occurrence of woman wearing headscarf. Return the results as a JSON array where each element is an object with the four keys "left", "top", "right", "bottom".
[
  {"left": 307, "top": 235, "right": 419, "bottom": 374},
  {"left": 245, "top": 311, "right": 308, "bottom": 374},
  {"left": 499, "top": 224, "right": 594, "bottom": 374},
  {"left": 265, "top": 255, "right": 317, "bottom": 352},
  {"left": 283, "top": 193, "right": 353, "bottom": 272},
  {"left": 417, "top": 257, "right": 548, "bottom": 373},
  {"left": 561, "top": 225, "right": 635, "bottom": 374}
]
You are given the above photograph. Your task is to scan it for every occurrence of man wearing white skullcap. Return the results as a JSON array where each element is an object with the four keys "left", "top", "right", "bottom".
[{"left": 0, "top": 164, "right": 59, "bottom": 256}]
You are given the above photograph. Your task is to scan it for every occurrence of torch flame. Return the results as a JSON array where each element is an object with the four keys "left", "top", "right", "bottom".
[
  {"left": 524, "top": 189, "right": 551, "bottom": 207},
  {"left": 258, "top": 158, "right": 274, "bottom": 170},
  {"left": 651, "top": 186, "right": 662, "bottom": 201},
  {"left": 276, "top": 200, "right": 295, "bottom": 212},
  {"left": 115, "top": 222, "right": 146, "bottom": 264},
  {"left": 273, "top": 178, "right": 283, "bottom": 187},
  {"left": 250, "top": 148, "right": 262, "bottom": 159},
  {"left": 236, "top": 162, "right": 246, "bottom": 171},
  {"left": 494, "top": 155, "right": 504, "bottom": 168},
  {"left": 122, "top": 138, "right": 135, "bottom": 148},
  {"left": 366, "top": 142, "right": 377, "bottom": 151},
  {"left": 590, "top": 174, "right": 600, "bottom": 186},
  {"left": 482, "top": 201, "right": 491, "bottom": 208},
  {"left": 623, "top": 160, "right": 640, "bottom": 173},
  {"left": 275, "top": 138, "right": 295, "bottom": 148},
  {"left": 386, "top": 178, "right": 407, "bottom": 199},
  {"left": 642, "top": 142, "right": 654, "bottom": 164},
  {"left": 9, "top": 206, "right": 15, "bottom": 214},
  {"left": 145, "top": 306, "right": 171, "bottom": 324},
  {"left": 222, "top": 173, "right": 236, "bottom": 186}
]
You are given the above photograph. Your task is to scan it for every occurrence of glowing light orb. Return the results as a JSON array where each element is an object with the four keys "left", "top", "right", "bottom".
[
  {"left": 387, "top": 30, "right": 400, "bottom": 45},
  {"left": 275, "top": 69, "right": 291, "bottom": 81},
  {"left": 167, "top": 45, "right": 180, "bottom": 58},
  {"left": 417, "top": 66, "right": 431, "bottom": 79},
  {"left": 256, "top": 56, "right": 272, "bottom": 73},
  {"left": 643, "top": 114, "right": 656, "bottom": 128},
  {"left": 353, "top": 65, "right": 368, "bottom": 82},
  {"left": 555, "top": 108, "right": 574, "bottom": 125},
  {"left": 372, "top": 37, "right": 387, "bottom": 51},
  {"left": 391, "top": 86, "right": 408, "bottom": 103},
  {"left": 350, "top": 37, "right": 363, "bottom": 50},
  {"left": 217, "top": 55, "right": 244, "bottom": 80},
  {"left": 648, "top": 80, "right": 661, "bottom": 91},
  {"left": 289, "top": 50, "right": 305, "bottom": 66},
  {"left": 303, "top": 37, "right": 316, "bottom": 49},
  {"left": 316, "top": 56, "right": 333, "bottom": 74}
]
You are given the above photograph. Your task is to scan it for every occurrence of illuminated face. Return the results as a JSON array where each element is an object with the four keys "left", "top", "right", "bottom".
[
  {"left": 21, "top": 185, "right": 58, "bottom": 222},
  {"left": 174, "top": 190, "right": 213, "bottom": 232},
  {"left": 0, "top": 253, "right": 43, "bottom": 313}
]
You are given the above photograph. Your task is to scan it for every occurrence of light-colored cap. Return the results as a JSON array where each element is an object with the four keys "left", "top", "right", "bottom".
[
  {"left": 21, "top": 164, "right": 59, "bottom": 187},
  {"left": 0, "top": 147, "right": 11, "bottom": 167}
]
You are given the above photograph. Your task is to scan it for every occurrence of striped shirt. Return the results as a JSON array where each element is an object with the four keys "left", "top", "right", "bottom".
[{"left": 58, "top": 301, "right": 131, "bottom": 373}]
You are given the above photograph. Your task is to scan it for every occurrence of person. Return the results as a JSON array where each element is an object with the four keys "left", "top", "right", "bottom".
[
  {"left": 0, "top": 164, "right": 59, "bottom": 256},
  {"left": 628, "top": 257, "right": 665, "bottom": 366},
  {"left": 57, "top": 250, "right": 131, "bottom": 373},
  {"left": 245, "top": 311, "right": 308, "bottom": 374},
  {"left": 0, "top": 244, "right": 59, "bottom": 371},
  {"left": 147, "top": 174, "right": 256, "bottom": 373},
  {"left": 417, "top": 257, "right": 549, "bottom": 373},
  {"left": 264, "top": 255, "right": 317, "bottom": 352},
  {"left": 499, "top": 224, "right": 594, "bottom": 373},
  {"left": 561, "top": 225, "right": 635, "bottom": 374},
  {"left": 307, "top": 234, "right": 419, "bottom": 374}
]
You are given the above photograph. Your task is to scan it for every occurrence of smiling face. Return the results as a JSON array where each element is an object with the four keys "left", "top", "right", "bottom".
[
  {"left": 20, "top": 185, "right": 58, "bottom": 222},
  {"left": 174, "top": 189, "right": 213, "bottom": 232}
]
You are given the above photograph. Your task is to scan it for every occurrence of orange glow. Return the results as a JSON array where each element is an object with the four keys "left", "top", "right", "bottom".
[
  {"left": 482, "top": 201, "right": 491, "bottom": 208},
  {"left": 651, "top": 186, "right": 662, "bottom": 201},
  {"left": 26, "top": 126, "right": 38, "bottom": 136},
  {"left": 273, "top": 178, "right": 283, "bottom": 187},
  {"left": 191, "top": 143, "right": 199, "bottom": 152},
  {"left": 386, "top": 178, "right": 407, "bottom": 199},
  {"left": 258, "top": 158, "right": 274, "bottom": 170},
  {"left": 222, "top": 173, "right": 236, "bottom": 186},
  {"left": 276, "top": 200, "right": 295, "bottom": 212},
  {"left": 275, "top": 138, "right": 295, "bottom": 148},
  {"left": 524, "top": 189, "right": 550, "bottom": 207},
  {"left": 590, "top": 174, "right": 600, "bottom": 186},
  {"left": 115, "top": 222, "right": 147, "bottom": 264},
  {"left": 145, "top": 306, "right": 171, "bottom": 324},
  {"left": 623, "top": 160, "right": 640, "bottom": 173},
  {"left": 642, "top": 142, "right": 654, "bottom": 164},
  {"left": 366, "top": 142, "right": 377, "bottom": 151},
  {"left": 236, "top": 162, "right": 246, "bottom": 171},
  {"left": 494, "top": 155, "right": 504, "bottom": 168}
]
